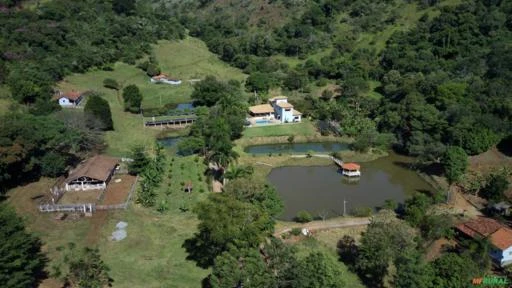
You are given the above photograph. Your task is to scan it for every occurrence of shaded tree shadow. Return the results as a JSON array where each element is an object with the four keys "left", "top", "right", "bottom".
[
  {"left": 497, "top": 135, "right": 512, "bottom": 157},
  {"left": 201, "top": 275, "right": 212, "bottom": 288},
  {"left": 182, "top": 230, "right": 224, "bottom": 269}
]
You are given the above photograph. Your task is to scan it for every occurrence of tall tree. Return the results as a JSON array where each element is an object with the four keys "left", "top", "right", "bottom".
[
  {"left": 0, "top": 204, "right": 46, "bottom": 288},
  {"left": 442, "top": 146, "right": 468, "bottom": 184},
  {"left": 122, "top": 84, "right": 143, "bottom": 113},
  {"left": 294, "top": 252, "right": 345, "bottom": 288},
  {"left": 84, "top": 94, "right": 113, "bottom": 131},
  {"left": 184, "top": 194, "right": 272, "bottom": 268}
]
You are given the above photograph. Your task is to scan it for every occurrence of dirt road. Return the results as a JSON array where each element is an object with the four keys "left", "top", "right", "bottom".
[{"left": 274, "top": 217, "right": 370, "bottom": 237}]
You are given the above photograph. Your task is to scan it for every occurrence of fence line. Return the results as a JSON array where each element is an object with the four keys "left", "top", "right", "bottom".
[{"left": 39, "top": 175, "right": 139, "bottom": 214}]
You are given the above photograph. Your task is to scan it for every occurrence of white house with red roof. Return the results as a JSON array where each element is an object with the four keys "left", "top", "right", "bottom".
[
  {"left": 456, "top": 217, "right": 512, "bottom": 266},
  {"left": 150, "top": 74, "right": 182, "bottom": 85},
  {"left": 53, "top": 90, "right": 83, "bottom": 107}
]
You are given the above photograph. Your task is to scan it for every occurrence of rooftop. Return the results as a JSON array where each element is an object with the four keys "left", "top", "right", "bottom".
[
  {"left": 276, "top": 102, "right": 293, "bottom": 109},
  {"left": 53, "top": 90, "right": 82, "bottom": 101},
  {"left": 249, "top": 104, "right": 274, "bottom": 114},
  {"left": 269, "top": 96, "right": 288, "bottom": 101},
  {"left": 456, "top": 216, "right": 504, "bottom": 238},
  {"left": 457, "top": 217, "right": 512, "bottom": 250},
  {"left": 292, "top": 109, "right": 302, "bottom": 116},
  {"left": 342, "top": 163, "right": 360, "bottom": 170},
  {"left": 152, "top": 74, "right": 169, "bottom": 80},
  {"left": 489, "top": 228, "right": 512, "bottom": 250},
  {"left": 66, "top": 155, "right": 120, "bottom": 183}
]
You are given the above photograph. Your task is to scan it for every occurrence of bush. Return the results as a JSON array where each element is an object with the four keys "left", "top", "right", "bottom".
[
  {"left": 295, "top": 210, "right": 313, "bottom": 223},
  {"left": 351, "top": 206, "right": 373, "bottom": 217},
  {"left": 103, "top": 78, "right": 119, "bottom": 90},
  {"left": 290, "top": 227, "right": 302, "bottom": 236},
  {"left": 287, "top": 135, "right": 295, "bottom": 143}
]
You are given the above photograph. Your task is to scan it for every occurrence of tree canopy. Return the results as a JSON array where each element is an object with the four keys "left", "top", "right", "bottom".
[
  {"left": 84, "top": 94, "right": 114, "bottom": 131},
  {"left": 0, "top": 205, "right": 46, "bottom": 288}
]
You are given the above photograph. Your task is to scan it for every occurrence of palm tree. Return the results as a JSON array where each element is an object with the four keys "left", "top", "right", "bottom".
[{"left": 224, "top": 165, "right": 254, "bottom": 181}]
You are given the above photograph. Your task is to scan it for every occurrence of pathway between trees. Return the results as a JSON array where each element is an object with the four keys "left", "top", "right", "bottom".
[{"left": 274, "top": 217, "right": 370, "bottom": 237}]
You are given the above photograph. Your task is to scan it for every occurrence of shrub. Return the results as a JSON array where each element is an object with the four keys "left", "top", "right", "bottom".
[
  {"left": 290, "top": 227, "right": 302, "bottom": 236},
  {"left": 287, "top": 135, "right": 295, "bottom": 143},
  {"left": 103, "top": 78, "right": 119, "bottom": 90},
  {"left": 351, "top": 206, "right": 373, "bottom": 217},
  {"left": 295, "top": 210, "right": 313, "bottom": 223}
]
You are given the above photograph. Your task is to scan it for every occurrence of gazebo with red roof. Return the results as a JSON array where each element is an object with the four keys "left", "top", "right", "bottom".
[{"left": 341, "top": 162, "right": 361, "bottom": 177}]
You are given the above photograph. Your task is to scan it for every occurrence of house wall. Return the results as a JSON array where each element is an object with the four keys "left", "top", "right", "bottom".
[
  {"left": 65, "top": 182, "right": 106, "bottom": 191},
  {"left": 59, "top": 97, "right": 73, "bottom": 106},
  {"left": 489, "top": 246, "right": 512, "bottom": 266},
  {"left": 293, "top": 114, "right": 302, "bottom": 122},
  {"left": 249, "top": 113, "right": 274, "bottom": 120}
]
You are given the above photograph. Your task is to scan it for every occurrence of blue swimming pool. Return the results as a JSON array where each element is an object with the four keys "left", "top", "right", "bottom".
[{"left": 255, "top": 119, "right": 271, "bottom": 125}]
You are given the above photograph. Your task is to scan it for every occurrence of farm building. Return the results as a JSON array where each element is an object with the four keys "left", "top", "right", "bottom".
[
  {"left": 456, "top": 217, "right": 512, "bottom": 267},
  {"left": 150, "top": 74, "right": 182, "bottom": 85},
  {"left": 64, "top": 155, "right": 120, "bottom": 191},
  {"left": 248, "top": 96, "right": 302, "bottom": 124},
  {"left": 53, "top": 90, "right": 83, "bottom": 107}
]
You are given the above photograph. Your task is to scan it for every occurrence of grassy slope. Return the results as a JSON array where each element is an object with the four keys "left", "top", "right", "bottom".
[
  {"left": 6, "top": 37, "right": 247, "bottom": 287},
  {"left": 98, "top": 155, "right": 211, "bottom": 288},
  {"left": 59, "top": 37, "right": 246, "bottom": 156},
  {"left": 242, "top": 120, "right": 318, "bottom": 138}
]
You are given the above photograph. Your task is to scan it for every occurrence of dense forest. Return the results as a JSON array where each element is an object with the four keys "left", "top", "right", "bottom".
[
  {"left": 177, "top": 0, "right": 512, "bottom": 160},
  {"left": 0, "top": 0, "right": 185, "bottom": 191}
]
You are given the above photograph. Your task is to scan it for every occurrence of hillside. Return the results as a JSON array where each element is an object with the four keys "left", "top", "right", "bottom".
[{"left": 176, "top": 0, "right": 512, "bottom": 158}]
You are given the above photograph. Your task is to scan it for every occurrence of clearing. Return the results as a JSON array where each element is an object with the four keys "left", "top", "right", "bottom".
[{"left": 242, "top": 120, "right": 318, "bottom": 138}]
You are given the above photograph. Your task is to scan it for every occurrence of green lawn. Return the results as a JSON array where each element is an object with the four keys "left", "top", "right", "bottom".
[
  {"left": 98, "top": 156, "right": 211, "bottom": 288},
  {"left": 58, "top": 37, "right": 246, "bottom": 156},
  {"left": 242, "top": 120, "right": 318, "bottom": 138}
]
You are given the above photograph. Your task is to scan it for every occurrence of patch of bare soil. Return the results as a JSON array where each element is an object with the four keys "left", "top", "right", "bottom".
[
  {"left": 425, "top": 238, "right": 457, "bottom": 262},
  {"left": 85, "top": 210, "right": 109, "bottom": 245},
  {"left": 102, "top": 174, "right": 136, "bottom": 205}
]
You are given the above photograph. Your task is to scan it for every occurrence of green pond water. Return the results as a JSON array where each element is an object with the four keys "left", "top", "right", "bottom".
[
  {"left": 244, "top": 142, "right": 350, "bottom": 154},
  {"left": 267, "top": 152, "right": 433, "bottom": 220}
]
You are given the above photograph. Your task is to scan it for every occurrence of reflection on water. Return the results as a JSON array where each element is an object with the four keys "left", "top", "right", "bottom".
[
  {"left": 245, "top": 142, "right": 350, "bottom": 154},
  {"left": 157, "top": 137, "right": 183, "bottom": 147},
  {"left": 267, "top": 152, "right": 432, "bottom": 220}
]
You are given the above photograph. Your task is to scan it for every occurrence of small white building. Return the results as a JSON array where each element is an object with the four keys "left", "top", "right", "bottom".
[
  {"left": 150, "top": 74, "right": 182, "bottom": 85},
  {"left": 64, "top": 155, "right": 120, "bottom": 191},
  {"left": 54, "top": 91, "right": 83, "bottom": 107}
]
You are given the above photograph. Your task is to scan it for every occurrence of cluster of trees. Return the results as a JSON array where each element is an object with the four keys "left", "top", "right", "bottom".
[
  {"left": 178, "top": 76, "right": 247, "bottom": 170},
  {"left": 341, "top": 209, "right": 489, "bottom": 288},
  {"left": 0, "top": 113, "right": 98, "bottom": 192},
  {"left": 130, "top": 143, "right": 167, "bottom": 207},
  {"left": 185, "top": 178, "right": 349, "bottom": 287},
  {"left": 377, "top": 1, "right": 512, "bottom": 158},
  {"left": 1, "top": 0, "right": 185, "bottom": 112},
  {"left": 0, "top": 204, "right": 46, "bottom": 287},
  {"left": 183, "top": 0, "right": 511, "bottom": 162}
]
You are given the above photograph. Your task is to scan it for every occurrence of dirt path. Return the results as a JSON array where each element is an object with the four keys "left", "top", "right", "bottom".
[
  {"left": 85, "top": 211, "right": 109, "bottom": 245},
  {"left": 274, "top": 217, "right": 370, "bottom": 237}
]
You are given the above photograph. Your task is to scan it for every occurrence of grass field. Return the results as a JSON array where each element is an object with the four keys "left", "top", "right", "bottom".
[
  {"left": 58, "top": 37, "right": 246, "bottom": 156},
  {"left": 7, "top": 155, "right": 211, "bottom": 288},
  {"left": 242, "top": 120, "right": 318, "bottom": 138}
]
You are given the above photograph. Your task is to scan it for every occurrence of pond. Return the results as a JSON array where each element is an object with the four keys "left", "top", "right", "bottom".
[
  {"left": 157, "top": 136, "right": 183, "bottom": 147},
  {"left": 267, "top": 153, "right": 433, "bottom": 220},
  {"left": 245, "top": 142, "right": 350, "bottom": 154}
]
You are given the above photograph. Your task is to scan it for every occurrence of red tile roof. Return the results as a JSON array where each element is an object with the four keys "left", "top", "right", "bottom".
[
  {"left": 342, "top": 163, "right": 360, "bottom": 170},
  {"left": 489, "top": 228, "right": 512, "bottom": 250},
  {"left": 62, "top": 91, "right": 82, "bottom": 101},
  {"left": 456, "top": 217, "right": 504, "bottom": 238},
  {"left": 457, "top": 217, "right": 512, "bottom": 250},
  {"left": 152, "top": 74, "right": 169, "bottom": 80}
]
